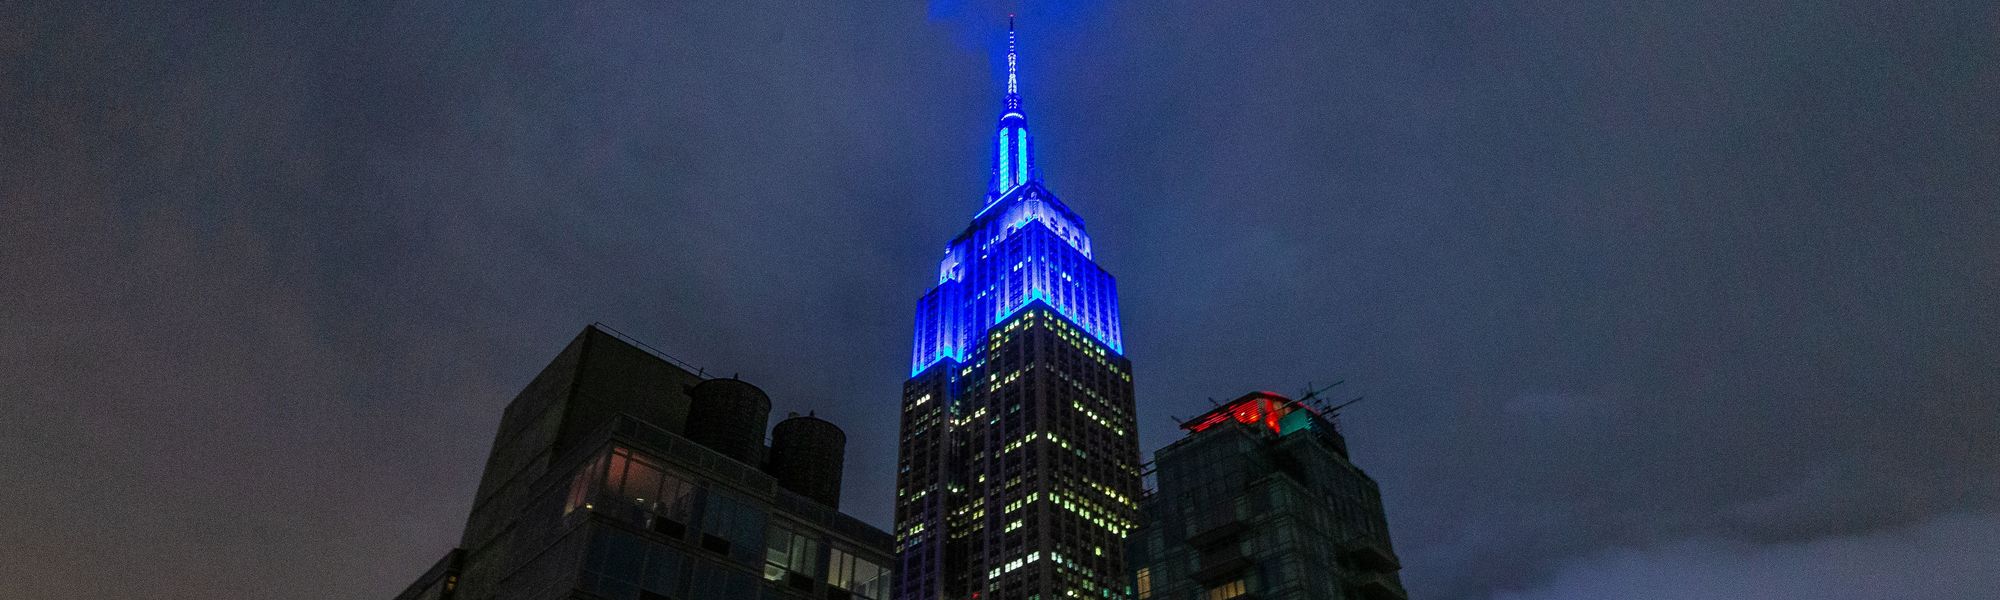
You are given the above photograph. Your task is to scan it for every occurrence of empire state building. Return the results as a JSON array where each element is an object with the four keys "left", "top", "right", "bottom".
[{"left": 894, "top": 19, "right": 1143, "bottom": 600}]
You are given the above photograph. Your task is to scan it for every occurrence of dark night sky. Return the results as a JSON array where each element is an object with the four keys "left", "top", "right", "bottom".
[{"left": 3, "top": 1, "right": 1997, "bottom": 599}]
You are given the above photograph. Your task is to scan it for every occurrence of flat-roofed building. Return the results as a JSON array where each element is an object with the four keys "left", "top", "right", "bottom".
[
  {"left": 394, "top": 324, "right": 892, "bottom": 600},
  {"left": 1128, "top": 392, "right": 1406, "bottom": 600}
]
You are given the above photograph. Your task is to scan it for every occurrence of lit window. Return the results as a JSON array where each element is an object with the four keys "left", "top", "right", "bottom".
[
  {"left": 562, "top": 452, "right": 607, "bottom": 515},
  {"left": 1206, "top": 579, "right": 1247, "bottom": 600},
  {"left": 829, "top": 547, "right": 890, "bottom": 600},
  {"left": 764, "top": 523, "right": 822, "bottom": 583}
]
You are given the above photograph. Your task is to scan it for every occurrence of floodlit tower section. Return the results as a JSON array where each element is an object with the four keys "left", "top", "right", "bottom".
[{"left": 895, "top": 17, "right": 1143, "bottom": 600}]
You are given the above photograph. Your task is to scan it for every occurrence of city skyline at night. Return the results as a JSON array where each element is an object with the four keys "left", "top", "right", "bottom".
[{"left": 3, "top": 3, "right": 1996, "bottom": 600}]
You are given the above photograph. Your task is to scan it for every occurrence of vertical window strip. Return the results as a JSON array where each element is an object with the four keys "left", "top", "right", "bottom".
[
  {"left": 1016, "top": 128, "right": 1029, "bottom": 185},
  {"left": 999, "top": 130, "right": 1012, "bottom": 190}
]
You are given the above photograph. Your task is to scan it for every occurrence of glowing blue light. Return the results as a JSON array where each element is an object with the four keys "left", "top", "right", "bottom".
[
  {"left": 998, "top": 129, "right": 1012, "bottom": 191},
  {"left": 1016, "top": 128, "right": 1028, "bottom": 187},
  {"left": 911, "top": 191, "right": 1123, "bottom": 375},
  {"left": 911, "top": 19, "right": 1122, "bottom": 376}
]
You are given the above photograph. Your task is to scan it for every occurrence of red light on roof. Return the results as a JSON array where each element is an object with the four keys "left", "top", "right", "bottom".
[
  {"left": 1186, "top": 412, "right": 1230, "bottom": 433},
  {"left": 1184, "top": 392, "right": 1298, "bottom": 435}
]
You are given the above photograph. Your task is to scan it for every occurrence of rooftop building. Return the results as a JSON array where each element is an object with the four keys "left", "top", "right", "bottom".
[
  {"left": 395, "top": 324, "right": 893, "bottom": 600},
  {"left": 1128, "top": 392, "right": 1406, "bottom": 600}
]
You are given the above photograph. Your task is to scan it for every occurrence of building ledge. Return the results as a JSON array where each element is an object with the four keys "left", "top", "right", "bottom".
[
  {"left": 1346, "top": 571, "right": 1408, "bottom": 600},
  {"left": 1186, "top": 519, "right": 1248, "bottom": 548},
  {"left": 1344, "top": 539, "right": 1401, "bottom": 572},
  {"left": 1190, "top": 554, "right": 1254, "bottom": 584}
]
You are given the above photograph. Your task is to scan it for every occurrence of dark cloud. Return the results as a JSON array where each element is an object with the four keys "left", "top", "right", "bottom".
[
  {"left": 1491, "top": 512, "right": 2000, "bottom": 600},
  {"left": 2, "top": 1, "right": 1994, "bottom": 599}
]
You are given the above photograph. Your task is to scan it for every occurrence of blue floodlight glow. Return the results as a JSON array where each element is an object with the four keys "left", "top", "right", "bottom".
[
  {"left": 912, "top": 18, "right": 1123, "bottom": 376},
  {"left": 1015, "top": 128, "right": 1028, "bottom": 187},
  {"left": 910, "top": 185, "right": 1124, "bottom": 375},
  {"left": 1000, "top": 129, "right": 1016, "bottom": 192}
]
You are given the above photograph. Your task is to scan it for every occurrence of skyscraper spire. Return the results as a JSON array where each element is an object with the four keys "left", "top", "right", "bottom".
[
  {"left": 900, "top": 21, "right": 1139, "bottom": 600},
  {"left": 990, "top": 15, "right": 1036, "bottom": 199},
  {"left": 1005, "top": 15, "right": 1020, "bottom": 107}
]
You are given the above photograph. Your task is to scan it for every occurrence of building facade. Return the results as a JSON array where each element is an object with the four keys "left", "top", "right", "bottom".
[
  {"left": 396, "top": 325, "right": 894, "bottom": 600},
  {"left": 894, "top": 20, "right": 1144, "bottom": 600},
  {"left": 1128, "top": 392, "right": 1406, "bottom": 600}
]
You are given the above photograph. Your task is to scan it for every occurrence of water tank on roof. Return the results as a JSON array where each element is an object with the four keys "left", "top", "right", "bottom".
[
  {"left": 684, "top": 377, "right": 772, "bottom": 465},
  {"left": 768, "top": 413, "right": 846, "bottom": 508}
]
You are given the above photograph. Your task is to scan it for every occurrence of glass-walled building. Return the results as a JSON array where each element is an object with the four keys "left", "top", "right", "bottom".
[
  {"left": 1128, "top": 392, "right": 1406, "bottom": 600},
  {"left": 529, "top": 421, "right": 891, "bottom": 600},
  {"left": 394, "top": 325, "right": 893, "bottom": 600}
]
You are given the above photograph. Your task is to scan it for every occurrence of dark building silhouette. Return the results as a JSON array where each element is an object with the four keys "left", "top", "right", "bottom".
[
  {"left": 1128, "top": 392, "right": 1407, "bottom": 600},
  {"left": 894, "top": 19, "right": 1143, "bottom": 600},
  {"left": 395, "top": 324, "right": 892, "bottom": 600}
]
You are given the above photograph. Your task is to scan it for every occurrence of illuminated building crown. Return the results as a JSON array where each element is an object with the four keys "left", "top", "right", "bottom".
[{"left": 909, "top": 18, "right": 1124, "bottom": 375}]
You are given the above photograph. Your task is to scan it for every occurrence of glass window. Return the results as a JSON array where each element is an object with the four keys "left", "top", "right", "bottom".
[
  {"left": 655, "top": 468, "right": 697, "bottom": 523},
  {"left": 1136, "top": 566, "right": 1153, "bottom": 599},
  {"left": 764, "top": 524, "right": 823, "bottom": 581},
  {"left": 619, "top": 456, "right": 664, "bottom": 504},
  {"left": 603, "top": 448, "right": 702, "bottom": 529},
  {"left": 701, "top": 489, "right": 768, "bottom": 565},
  {"left": 828, "top": 547, "right": 889, "bottom": 600},
  {"left": 641, "top": 544, "right": 688, "bottom": 596},
  {"left": 607, "top": 449, "right": 631, "bottom": 492},
  {"left": 565, "top": 452, "right": 608, "bottom": 515},
  {"left": 1206, "top": 579, "right": 1246, "bottom": 600},
  {"left": 584, "top": 527, "right": 650, "bottom": 598},
  {"left": 724, "top": 570, "right": 753, "bottom": 598}
]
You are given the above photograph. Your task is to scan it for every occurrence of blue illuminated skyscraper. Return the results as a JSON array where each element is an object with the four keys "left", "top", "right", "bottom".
[{"left": 894, "top": 18, "right": 1143, "bottom": 600}]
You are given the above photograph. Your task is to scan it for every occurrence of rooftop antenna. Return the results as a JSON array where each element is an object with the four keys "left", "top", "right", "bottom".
[
  {"left": 1297, "top": 380, "right": 1345, "bottom": 404},
  {"left": 1285, "top": 379, "right": 1345, "bottom": 414},
  {"left": 1325, "top": 396, "right": 1365, "bottom": 414}
]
